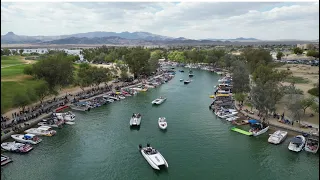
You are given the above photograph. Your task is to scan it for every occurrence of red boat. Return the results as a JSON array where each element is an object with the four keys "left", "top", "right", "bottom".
[{"left": 55, "top": 105, "right": 69, "bottom": 112}]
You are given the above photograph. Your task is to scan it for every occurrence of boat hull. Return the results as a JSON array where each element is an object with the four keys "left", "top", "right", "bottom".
[
  {"left": 288, "top": 135, "right": 306, "bottom": 152},
  {"left": 140, "top": 149, "right": 168, "bottom": 170},
  {"left": 11, "top": 135, "right": 42, "bottom": 145},
  {"left": 250, "top": 126, "right": 269, "bottom": 136},
  {"left": 130, "top": 117, "right": 141, "bottom": 126},
  {"left": 268, "top": 130, "right": 287, "bottom": 145}
]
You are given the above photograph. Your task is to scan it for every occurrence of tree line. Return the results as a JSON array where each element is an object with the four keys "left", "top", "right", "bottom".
[{"left": 229, "top": 48, "right": 319, "bottom": 123}]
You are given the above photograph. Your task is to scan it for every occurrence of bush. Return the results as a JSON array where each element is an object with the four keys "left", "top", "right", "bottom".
[{"left": 308, "top": 87, "right": 319, "bottom": 97}]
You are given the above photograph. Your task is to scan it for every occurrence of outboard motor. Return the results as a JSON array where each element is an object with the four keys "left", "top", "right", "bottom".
[
  {"left": 147, "top": 143, "right": 150, "bottom": 147},
  {"left": 139, "top": 144, "right": 142, "bottom": 149}
]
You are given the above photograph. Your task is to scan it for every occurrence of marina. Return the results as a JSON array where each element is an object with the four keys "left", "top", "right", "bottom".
[{"left": 1, "top": 68, "right": 319, "bottom": 180}]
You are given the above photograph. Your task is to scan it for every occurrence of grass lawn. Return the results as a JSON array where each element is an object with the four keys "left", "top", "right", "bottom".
[
  {"left": 1, "top": 64, "right": 31, "bottom": 78},
  {"left": 1, "top": 56, "right": 25, "bottom": 67},
  {"left": 1, "top": 80, "right": 44, "bottom": 112},
  {"left": 284, "top": 76, "right": 310, "bottom": 84}
]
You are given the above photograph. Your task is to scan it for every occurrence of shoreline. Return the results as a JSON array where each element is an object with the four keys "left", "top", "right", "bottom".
[
  {"left": 234, "top": 101, "right": 319, "bottom": 139},
  {"left": 0, "top": 74, "right": 163, "bottom": 142}
]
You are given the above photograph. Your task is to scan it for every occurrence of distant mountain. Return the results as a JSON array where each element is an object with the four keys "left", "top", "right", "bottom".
[
  {"left": 201, "top": 37, "right": 260, "bottom": 41},
  {"left": 1, "top": 31, "right": 174, "bottom": 44},
  {"left": 1, "top": 31, "right": 316, "bottom": 46},
  {"left": 1, "top": 32, "right": 41, "bottom": 44}
]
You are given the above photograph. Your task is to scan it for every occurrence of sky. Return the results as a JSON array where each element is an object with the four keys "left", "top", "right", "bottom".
[{"left": 1, "top": 2, "right": 319, "bottom": 40}]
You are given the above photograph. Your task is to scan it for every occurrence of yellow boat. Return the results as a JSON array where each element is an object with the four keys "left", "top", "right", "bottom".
[
  {"left": 115, "top": 92, "right": 121, "bottom": 95},
  {"left": 209, "top": 95, "right": 215, "bottom": 98}
]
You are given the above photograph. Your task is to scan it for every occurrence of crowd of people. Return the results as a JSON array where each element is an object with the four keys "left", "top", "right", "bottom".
[
  {"left": 1, "top": 69, "right": 168, "bottom": 137},
  {"left": 0, "top": 78, "right": 145, "bottom": 136}
]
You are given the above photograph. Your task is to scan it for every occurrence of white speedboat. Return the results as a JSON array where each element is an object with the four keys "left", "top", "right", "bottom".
[
  {"left": 217, "top": 111, "right": 238, "bottom": 119},
  {"left": 226, "top": 116, "right": 239, "bottom": 122},
  {"left": 25, "top": 126, "right": 56, "bottom": 136},
  {"left": 139, "top": 144, "right": 168, "bottom": 170},
  {"left": 268, "top": 130, "right": 288, "bottom": 144},
  {"left": 11, "top": 134, "right": 42, "bottom": 145},
  {"left": 37, "top": 118, "right": 63, "bottom": 128},
  {"left": 184, "top": 80, "right": 191, "bottom": 84},
  {"left": 158, "top": 117, "right": 167, "bottom": 130},
  {"left": 304, "top": 137, "right": 319, "bottom": 153},
  {"left": 180, "top": 79, "right": 183, "bottom": 82},
  {"left": 1, "top": 142, "right": 33, "bottom": 153},
  {"left": 249, "top": 122, "right": 269, "bottom": 136},
  {"left": 130, "top": 113, "right": 142, "bottom": 126},
  {"left": 1, "top": 154, "right": 12, "bottom": 166},
  {"left": 288, "top": 135, "right": 306, "bottom": 152},
  {"left": 152, "top": 97, "right": 167, "bottom": 105},
  {"left": 55, "top": 111, "right": 75, "bottom": 121},
  {"left": 118, "top": 95, "right": 126, "bottom": 100}
]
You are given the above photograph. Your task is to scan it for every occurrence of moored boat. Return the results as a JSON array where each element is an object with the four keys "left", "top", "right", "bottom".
[
  {"left": 139, "top": 143, "right": 168, "bottom": 170},
  {"left": 37, "top": 118, "right": 63, "bottom": 128},
  {"left": 1, "top": 141, "right": 33, "bottom": 153},
  {"left": 158, "top": 117, "right": 167, "bottom": 130},
  {"left": 55, "top": 111, "right": 75, "bottom": 121},
  {"left": 1, "top": 154, "right": 13, "bottom": 166},
  {"left": 248, "top": 120, "right": 269, "bottom": 136},
  {"left": 25, "top": 126, "right": 56, "bottom": 136},
  {"left": 268, "top": 130, "right": 288, "bottom": 144},
  {"left": 288, "top": 135, "right": 306, "bottom": 152},
  {"left": 304, "top": 137, "right": 319, "bottom": 153},
  {"left": 11, "top": 134, "right": 42, "bottom": 145},
  {"left": 226, "top": 116, "right": 239, "bottom": 122}
]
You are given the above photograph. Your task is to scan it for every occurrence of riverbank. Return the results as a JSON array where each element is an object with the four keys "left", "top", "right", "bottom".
[
  {"left": 234, "top": 102, "right": 319, "bottom": 138},
  {"left": 1, "top": 113, "right": 52, "bottom": 142},
  {"left": 1, "top": 74, "right": 164, "bottom": 142}
]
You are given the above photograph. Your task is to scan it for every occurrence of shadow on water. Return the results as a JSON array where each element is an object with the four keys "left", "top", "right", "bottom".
[
  {"left": 159, "top": 129, "right": 167, "bottom": 133},
  {"left": 130, "top": 125, "right": 141, "bottom": 131},
  {"left": 153, "top": 167, "right": 169, "bottom": 176}
]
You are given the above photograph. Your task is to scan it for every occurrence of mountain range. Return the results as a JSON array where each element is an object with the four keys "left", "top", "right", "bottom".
[{"left": 1, "top": 31, "right": 314, "bottom": 46}]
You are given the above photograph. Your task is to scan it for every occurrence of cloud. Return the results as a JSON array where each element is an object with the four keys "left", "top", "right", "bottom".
[{"left": 1, "top": 2, "right": 319, "bottom": 40}]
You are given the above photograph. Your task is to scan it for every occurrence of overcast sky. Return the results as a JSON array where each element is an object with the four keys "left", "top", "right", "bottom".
[{"left": 1, "top": 2, "right": 319, "bottom": 40}]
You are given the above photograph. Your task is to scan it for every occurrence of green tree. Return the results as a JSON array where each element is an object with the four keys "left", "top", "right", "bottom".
[
  {"left": 242, "top": 48, "right": 273, "bottom": 73},
  {"left": 124, "top": 47, "right": 150, "bottom": 78},
  {"left": 307, "top": 83, "right": 319, "bottom": 97},
  {"left": 234, "top": 93, "right": 247, "bottom": 105},
  {"left": 13, "top": 92, "right": 31, "bottom": 111},
  {"left": 23, "top": 66, "right": 34, "bottom": 75},
  {"left": 31, "top": 53, "right": 75, "bottom": 91},
  {"left": 300, "top": 97, "right": 315, "bottom": 114},
  {"left": 230, "top": 60, "right": 250, "bottom": 93},
  {"left": 252, "top": 65, "right": 291, "bottom": 84},
  {"left": 293, "top": 47, "right": 303, "bottom": 54},
  {"left": 276, "top": 51, "right": 284, "bottom": 60},
  {"left": 250, "top": 81, "right": 284, "bottom": 119},
  {"left": 306, "top": 50, "right": 319, "bottom": 58},
  {"left": 311, "top": 102, "right": 319, "bottom": 114},
  {"left": 2, "top": 48, "right": 11, "bottom": 56},
  {"left": 19, "top": 49, "right": 24, "bottom": 55},
  {"left": 34, "top": 82, "right": 50, "bottom": 103},
  {"left": 286, "top": 95, "right": 304, "bottom": 124}
]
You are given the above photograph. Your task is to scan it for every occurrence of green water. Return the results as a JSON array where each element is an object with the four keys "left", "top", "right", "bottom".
[{"left": 1, "top": 69, "right": 319, "bottom": 180}]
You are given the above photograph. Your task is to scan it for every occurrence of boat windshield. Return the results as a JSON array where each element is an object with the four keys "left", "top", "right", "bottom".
[{"left": 144, "top": 147, "right": 158, "bottom": 155}]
